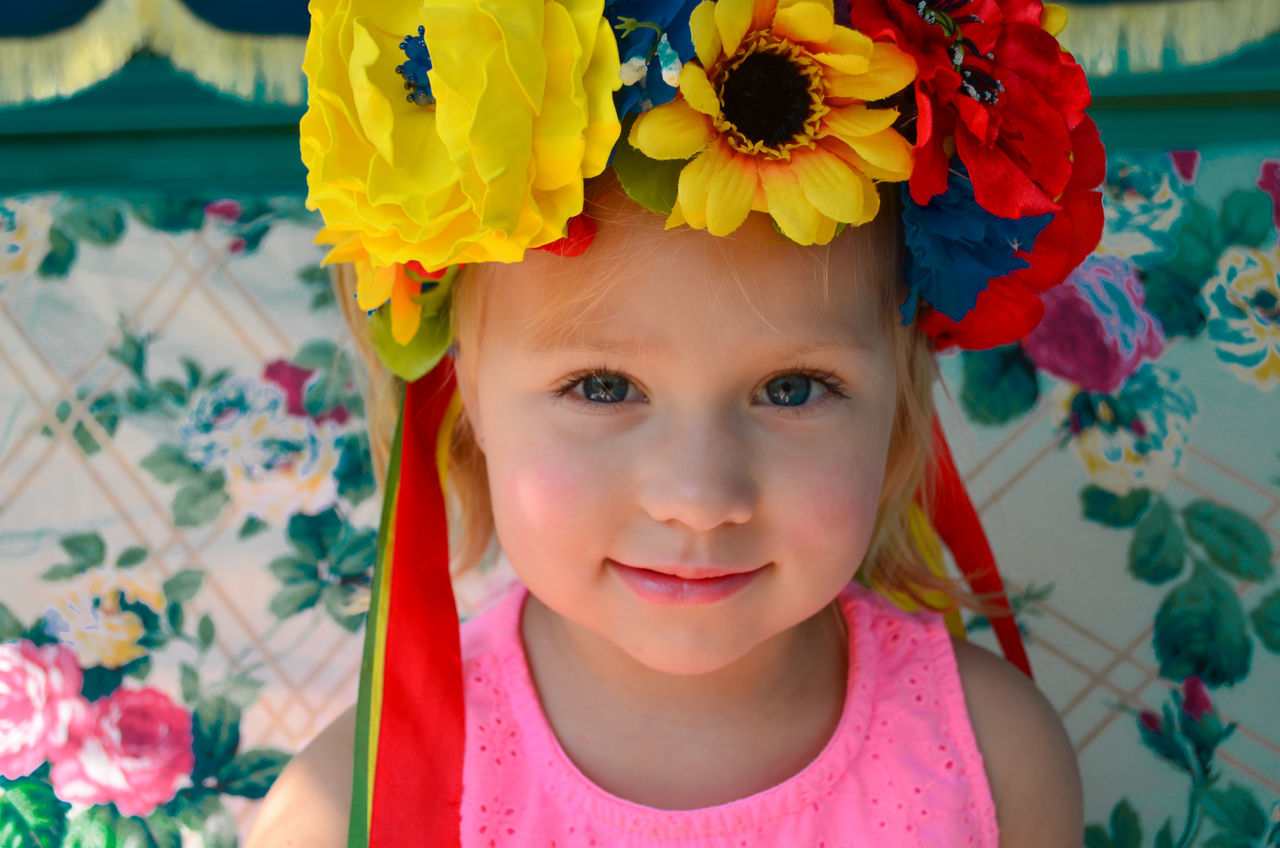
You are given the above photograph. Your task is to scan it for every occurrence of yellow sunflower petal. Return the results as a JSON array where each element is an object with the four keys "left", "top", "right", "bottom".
[
  {"left": 847, "top": 127, "right": 914, "bottom": 180},
  {"left": 358, "top": 262, "right": 397, "bottom": 311},
  {"left": 630, "top": 100, "right": 717, "bottom": 160},
  {"left": 390, "top": 268, "right": 422, "bottom": 344},
  {"left": 759, "top": 161, "right": 826, "bottom": 244},
  {"left": 824, "top": 41, "right": 916, "bottom": 100},
  {"left": 705, "top": 150, "right": 758, "bottom": 236},
  {"left": 809, "top": 26, "right": 873, "bottom": 75},
  {"left": 679, "top": 64, "right": 721, "bottom": 118},
  {"left": 715, "top": 0, "right": 758, "bottom": 56},
  {"left": 791, "top": 149, "right": 875, "bottom": 225},
  {"left": 772, "top": 0, "right": 834, "bottom": 46},
  {"left": 1041, "top": 3, "right": 1068, "bottom": 36},
  {"left": 673, "top": 147, "right": 721, "bottom": 229},
  {"left": 689, "top": 0, "right": 721, "bottom": 67},
  {"left": 823, "top": 104, "right": 899, "bottom": 141},
  {"left": 691, "top": 0, "right": 721, "bottom": 67},
  {"left": 826, "top": 142, "right": 904, "bottom": 182}
]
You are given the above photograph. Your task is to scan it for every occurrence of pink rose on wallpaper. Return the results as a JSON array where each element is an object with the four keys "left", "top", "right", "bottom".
[
  {"left": 1257, "top": 160, "right": 1280, "bottom": 231},
  {"left": 0, "top": 640, "right": 88, "bottom": 779},
  {"left": 1024, "top": 256, "right": 1165, "bottom": 394},
  {"left": 263, "top": 359, "right": 350, "bottom": 425},
  {"left": 50, "top": 687, "right": 194, "bottom": 817}
]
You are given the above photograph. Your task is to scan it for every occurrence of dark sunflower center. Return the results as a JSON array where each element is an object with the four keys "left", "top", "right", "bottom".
[{"left": 719, "top": 51, "right": 812, "bottom": 147}]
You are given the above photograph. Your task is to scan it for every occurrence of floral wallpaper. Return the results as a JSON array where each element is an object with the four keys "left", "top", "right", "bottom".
[{"left": 0, "top": 142, "right": 1278, "bottom": 846}]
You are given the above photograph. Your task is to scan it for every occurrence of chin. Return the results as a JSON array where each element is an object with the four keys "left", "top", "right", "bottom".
[{"left": 618, "top": 634, "right": 761, "bottom": 677}]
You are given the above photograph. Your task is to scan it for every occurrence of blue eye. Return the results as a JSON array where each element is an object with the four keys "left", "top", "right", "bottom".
[
  {"left": 580, "top": 373, "right": 632, "bottom": 403},
  {"left": 763, "top": 374, "right": 817, "bottom": 407}
]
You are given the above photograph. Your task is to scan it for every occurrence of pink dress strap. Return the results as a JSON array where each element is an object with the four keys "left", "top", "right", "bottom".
[{"left": 457, "top": 579, "right": 1000, "bottom": 846}]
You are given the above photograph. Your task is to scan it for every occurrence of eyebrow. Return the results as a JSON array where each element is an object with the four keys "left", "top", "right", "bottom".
[{"left": 529, "top": 332, "right": 872, "bottom": 358}]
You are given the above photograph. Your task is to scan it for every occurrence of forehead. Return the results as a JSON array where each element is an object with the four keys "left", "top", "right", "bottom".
[{"left": 481, "top": 191, "right": 895, "bottom": 354}]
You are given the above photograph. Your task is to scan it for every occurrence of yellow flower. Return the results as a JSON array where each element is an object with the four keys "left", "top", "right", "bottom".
[
  {"left": 301, "top": 0, "right": 622, "bottom": 304},
  {"left": 628, "top": 0, "right": 916, "bottom": 243}
]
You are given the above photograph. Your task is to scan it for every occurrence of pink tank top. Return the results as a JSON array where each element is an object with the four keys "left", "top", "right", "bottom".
[{"left": 458, "top": 579, "right": 999, "bottom": 846}]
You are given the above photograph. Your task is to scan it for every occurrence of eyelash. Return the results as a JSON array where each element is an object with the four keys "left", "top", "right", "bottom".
[{"left": 551, "top": 364, "right": 850, "bottom": 415}]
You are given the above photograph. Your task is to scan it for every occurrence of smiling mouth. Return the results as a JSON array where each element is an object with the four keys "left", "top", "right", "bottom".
[{"left": 608, "top": 560, "right": 767, "bottom": 605}]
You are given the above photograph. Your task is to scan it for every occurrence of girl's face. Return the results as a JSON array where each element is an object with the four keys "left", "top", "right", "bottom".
[{"left": 460, "top": 201, "right": 899, "bottom": 676}]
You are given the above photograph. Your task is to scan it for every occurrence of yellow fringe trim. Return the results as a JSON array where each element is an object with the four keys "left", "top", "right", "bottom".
[
  {"left": 1060, "top": 0, "right": 1280, "bottom": 77},
  {"left": 0, "top": 0, "right": 305, "bottom": 107}
]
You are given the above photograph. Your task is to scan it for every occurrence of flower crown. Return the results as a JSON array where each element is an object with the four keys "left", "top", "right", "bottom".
[{"left": 301, "top": 0, "right": 1104, "bottom": 380}]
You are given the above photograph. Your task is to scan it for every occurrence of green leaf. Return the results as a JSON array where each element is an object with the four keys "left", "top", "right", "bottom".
[
  {"left": 63, "top": 804, "right": 120, "bottom": 848},
  {"left": 269, "top": 582, "right": 323, "bottom": 620},
  {"left": 37, "top": 227, "right": 76, "bottom": 278},
  {"left": 180, "top": 663, "right": 200, "bottom": 704},
  {"left": 0, "top": 602, "right": 22, "bottom": 642},
  {"left": 1155, "top": 818, "right": 1174, "bottom": 848},
  {"left": 1219, "top": 188, "right": 1275, "bottom": 250},
  {"left": 138, "top": 812, "right": 182, "bottom": 848},
  {"left": 42, "top": 562, "right": 90, "bottom": 581},
  {"left": 958, "top": 345, "right": 1040, "bottom": 426},
  {"left": 268, "top": 556, "right": 319, "bottom": 585},
  {"left": 197, "top": 614, "right": 216, "bottom": 652},
  {"left": 172, "top": 471, "right": 230, "bottom": 528},
  {"left": 60, "top": 202, "right": 126, "bottom": 246},
  {"left": 286, "top": 508, "right": 344, "bottom": 563},
  {"left": 1154, "top": 563, "right": 1252, "bottom": 686},
  {"left": 122, "top": 655, "right": 152, "bottom": 681},
  {"left": 1183, "top": 500, "right": 1273, "bottom": 581},
  {"left": 292, "top": 339, "right": 338, "bottom": 371},
  {"left": 611, "top": 117, "right": 684, "bottom": 217},
  {"left": 60, "top": 532, "right": 105, "bottom": 566},
  {"left": 218, "top": 748, "right": 291, "bottom": 799},
  {"left": 139, "top": 444, "right": 202, "bottom": 485},
  {"left": 162, "top": 569, "right": 204, "bottom": 605},
  {"left": 334, "top": 432, "right": 376, "bottom": 506},
  {"left": 1109, "top": 799, "right": 1141, "bottom": 848},
  {"left": 165, "top": 602, "right": 184, "bottom": 633},
  {"left": 1169, "top": 198, "right": 1223, "bottom": 283},
  {"left": 368, "top": 297, "right": 453, "bottom": 383},
  {"left": 1084, "top": 824, "right": 1113, "bottom": 848},
  {"left": 192, "top": 695, "right": 241, "bottom": 782},
  {"left": 322, "top": 583, "right": 365, "bottom": 632},
  {"left": 1248, "top": 588, "right": 1280, "bottom": 656},
  {"left": 1128, "top": 498, "right": 1186, "bottom": 584},
  {"left": 1202, "top": 784, "right": 1268, "bottom": 838},
  {"left": 80, "top": 665, "right": 126, "bottom": 701},
  {"left": 330, "top": 530, "right": 376, "bottom": 578},
  {"left": 0, "top": 777, "right": 70, "bottom": 848},
  {"left": 1082, "top": 486, "right": 1152, "bottom": 528},
  {"left": 115, "top": 546, "right": 148, "bottom": 569},
  {"left": 126, "top": 196, "right": 207, "bottom": 233},
  {"left": 237, "top": 515, "right": 268, "bottom": 539},
  {"left": 70, "top": 421, "right": 102, "bottom": 455}
]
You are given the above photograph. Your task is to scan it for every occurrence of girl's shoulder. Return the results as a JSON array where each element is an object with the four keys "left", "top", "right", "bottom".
[
  {"left": 245, "top": 703, "right": 355, "bottom": 848},
  {"left": 951, "top": 637, "right": 1083, "bottom": 847}
]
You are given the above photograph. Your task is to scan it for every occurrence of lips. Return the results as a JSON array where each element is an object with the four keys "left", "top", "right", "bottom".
[{"left": 609, "top": 559, "right": 766, "bottom": 606}]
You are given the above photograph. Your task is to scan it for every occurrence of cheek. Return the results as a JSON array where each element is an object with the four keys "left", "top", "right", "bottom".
[{"left": 487, "top": 433, "right": 616, "bottom": 545}]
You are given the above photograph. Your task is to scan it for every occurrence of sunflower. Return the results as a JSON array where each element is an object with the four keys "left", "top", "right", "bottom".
[{"left": 628, "top": 0, "right": 916, "bottom": 244}]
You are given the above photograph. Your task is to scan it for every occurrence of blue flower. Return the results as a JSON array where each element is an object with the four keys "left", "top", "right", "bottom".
[
  {"left": 605, "top": 0, "right": 699, "bottom": 118},
  {"left": 901, "top": 165, "right": 1052, "bottom": 324}
]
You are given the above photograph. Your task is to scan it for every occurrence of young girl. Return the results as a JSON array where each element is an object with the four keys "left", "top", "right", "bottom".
[{"left": 252, "top": 0, "right": 1101, "bottom": 843}]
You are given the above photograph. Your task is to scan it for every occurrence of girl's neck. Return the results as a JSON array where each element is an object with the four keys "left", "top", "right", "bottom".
[{"left": 520, "top": 593, "right": 849, "bottom": 809}]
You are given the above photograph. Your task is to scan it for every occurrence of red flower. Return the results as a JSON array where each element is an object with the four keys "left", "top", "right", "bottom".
[
  {"left": 534, "top": 213, "right": 597, "bottom": 258},
  {"left": 1181, "top": 675, "right": 1213, "bottom": 722},
  {"left": 1138, "top": 711, "right": 1163, "bottom": 734}
]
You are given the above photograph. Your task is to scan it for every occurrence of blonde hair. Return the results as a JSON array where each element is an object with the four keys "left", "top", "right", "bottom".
[{"left": 338, "top": 183, "right": 973, "bottom": 611}]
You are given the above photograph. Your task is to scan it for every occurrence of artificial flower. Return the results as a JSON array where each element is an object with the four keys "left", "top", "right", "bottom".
[
  {"left": 1200, "top": 245, "right": 1280, "bottom": 391},
  {"left": 301, "top": 0, "right": 622, "bottom": 285},
  {"left": 607, "top": 0, "right": 701, "bottom": 117},
  {"left": 628, "top": 0, "right": 916, "bottom": 243},
  {"left": 901, "top": 163, "right": 1050, "bottom": 324},
  {"left": 1023, "top": 256, "right": 1164, "bottom": 394}
]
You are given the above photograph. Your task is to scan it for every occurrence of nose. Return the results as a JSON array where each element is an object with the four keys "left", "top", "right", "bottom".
[{"left": 636, "top": 416, "right": 758, "bottom": 532}]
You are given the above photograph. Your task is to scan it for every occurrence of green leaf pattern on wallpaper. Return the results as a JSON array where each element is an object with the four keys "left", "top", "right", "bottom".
[
  {"left": 958, "top": 150, "right": 1280, "bottom": 846},
  {"left": 0, "top": 190, "right": 383, "bottom": 847},
  {"left": 3, "top": 150, "right": 1280, "bottom": 845}
]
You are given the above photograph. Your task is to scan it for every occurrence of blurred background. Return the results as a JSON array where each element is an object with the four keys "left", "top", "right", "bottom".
[{"left": 0, "top": 1, "right": 1277, "bottom": 845}]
